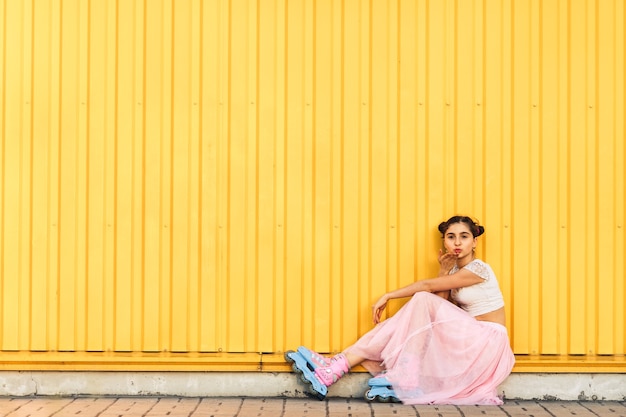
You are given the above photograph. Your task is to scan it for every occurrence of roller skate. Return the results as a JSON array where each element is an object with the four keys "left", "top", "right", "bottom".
[
  {"left": 284, "top": 348, "right": 329, "bottom": 400},
  {"left": 284, "top": 347, "right": 349, "bottom": 400},
  {"left": 364, "top": 374, "right": 400, "bottom": 403}
]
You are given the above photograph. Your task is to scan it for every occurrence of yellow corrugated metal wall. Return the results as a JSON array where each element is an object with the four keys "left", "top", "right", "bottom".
[{"left": 0, "top": 0, "right": 624, "bottom": 365}]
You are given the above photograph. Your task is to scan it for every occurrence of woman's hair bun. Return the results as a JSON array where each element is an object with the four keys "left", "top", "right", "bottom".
[{"left": 439, "top": 216, "right": 485, "bottom": 238}]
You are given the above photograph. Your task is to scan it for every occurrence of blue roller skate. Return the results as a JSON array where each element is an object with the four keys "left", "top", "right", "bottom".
[
  {"left": 284, "top": 347, "right": 350, "bottom": 401},
  {"left": 364, "top": 374, "right": 400, "bottom": 403},
  {"left": 284, "top": 347, "right": 329, "bottom": 400}
]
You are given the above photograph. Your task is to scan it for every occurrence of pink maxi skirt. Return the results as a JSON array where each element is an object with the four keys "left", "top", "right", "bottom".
[{"left": 344, "top": 292, "right": 515, "bottom": 405}]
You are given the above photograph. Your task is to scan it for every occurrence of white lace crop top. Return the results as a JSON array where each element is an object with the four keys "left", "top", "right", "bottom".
[{"left": 449, "top": 259, "right": 505, "bottom": 317}]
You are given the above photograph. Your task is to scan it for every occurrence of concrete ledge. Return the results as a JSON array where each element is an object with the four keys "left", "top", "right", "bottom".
[{"left": 1, "top": 371, "right": 625, "bottom": 401}]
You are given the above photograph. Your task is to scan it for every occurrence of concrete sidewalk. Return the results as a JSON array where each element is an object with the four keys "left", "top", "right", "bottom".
[{"left": 1, "top": 397, "right": 625, "bottom": 417}]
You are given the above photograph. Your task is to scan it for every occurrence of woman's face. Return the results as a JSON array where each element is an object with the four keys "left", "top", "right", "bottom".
[{"left": 442, "top": 222, "right": 477, "bottom": 259}]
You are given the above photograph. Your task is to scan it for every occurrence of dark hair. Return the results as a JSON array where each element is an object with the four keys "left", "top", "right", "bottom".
[{"left": 438, "top": 215, "right": 485, "bottom": 238}]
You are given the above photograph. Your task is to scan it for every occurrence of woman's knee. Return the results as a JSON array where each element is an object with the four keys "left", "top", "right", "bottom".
[{"left": 412, "top": 291, "right": 437, "bottom": 302}]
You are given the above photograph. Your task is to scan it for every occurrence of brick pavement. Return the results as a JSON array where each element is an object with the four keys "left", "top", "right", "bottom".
[{"left": 0, "top": 397, "right": 625, "bottom": 417}]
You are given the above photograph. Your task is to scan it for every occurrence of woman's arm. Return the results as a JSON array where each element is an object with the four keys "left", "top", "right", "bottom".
[
  {"left": 432, "top": 250, "right": 456, "bottom": 299},
  {"left": 372, "top": 262, "right": 484, "bottom": 324}
]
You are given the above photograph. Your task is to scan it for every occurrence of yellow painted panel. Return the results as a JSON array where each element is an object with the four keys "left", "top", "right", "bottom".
[
  {"left": 340, "top": 0, "right": 364, "bottom": 348},
  {"left": 170, "top": 0, "right": 191, "bottom": 353},
  {"left": 199, "top": 0, "right": 222, "bottom": 355},
  {"left": 57, "top": 0, "right": 78, "bottom": 352},
  {"left": 538, "top": 0, "right": 559, "bottom": 355},
  {"left": 0, "top": 0, "right": 624, "bottom": 371},
  {"left": 397, "top": 0, "right": 418, "bottom": 316},
  {"left": 31, "top": 0, "right": 57, "bottom": 352},
  {"left": 114, "top": 0, "right": 138, "bottom": 353},
  {"left": 282, "top": 0, "right": 305, "bottom": 351},
  {"left": 568, "top": 0, "right": 589, "bottom": 355},
  {"left": 596, "top": 0, "right": 621, "bottom": 355},
  {"left": 255, "top": 0, "right": 281, "bottom": 354}
]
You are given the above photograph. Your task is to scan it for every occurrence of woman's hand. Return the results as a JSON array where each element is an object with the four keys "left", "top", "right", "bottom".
[
  {"left": 372, "top": 293, "right": 390, "bottom": 324},
  {"left": 438, "top": 249, "right": 457, "bottom": 276}
]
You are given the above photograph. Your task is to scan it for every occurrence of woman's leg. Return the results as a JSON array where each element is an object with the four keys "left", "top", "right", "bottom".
[
  {"left": 344, "top": 352, "right": 366, "bottom": 368},
  {"left": 309, "top": 351, "right": 367, "bottom": 387}
]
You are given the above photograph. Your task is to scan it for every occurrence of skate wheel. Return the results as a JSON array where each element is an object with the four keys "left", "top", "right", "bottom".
[
  {"left": 299, "top": 372, "right": 310, "bottom": 384},
  {"left": 284, "top": 350, "right": 296, "bottom": 363},
  {"left": 364, "top": 389, "right": 398, "bottom": 403}
]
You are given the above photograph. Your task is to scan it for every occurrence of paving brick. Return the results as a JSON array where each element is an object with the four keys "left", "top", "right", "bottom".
[
  {"left": 456, "top": 404, "right": 510, "bottom": 416},
  {"left": 538, "top": 401, "right": 618, "bottom": 417},
  {"left": 413, "top": 404, "right": 463, "bottom": 417},
  {"left": 579, "top": 401, "right": 626, "bottom": 417},
  {"left": 2, "top": 398, "right": 73, "bottom": 417},
  {"left": 98, "top": 397, "right": 160, "bottom": 417},
  {"left": 326, "top": 399, "right": 375, "bottom": 417},
  {"left": 369, "top": 402, "right": 420, "bottom": 416},
  {"left": 192, "top": 398, "right": 244, "bottom": 417},
  {"left": 498, "top": 400, "right": 555, "bottom": 417},
  {"left": 0, "top": 398, "right": 33, "bottom": 417},
  {"left": 51, "top": 398, "right": 116, "bottom": 417},
  {"left": 280, "top": 398, "right": 328, "bottom": 417}
]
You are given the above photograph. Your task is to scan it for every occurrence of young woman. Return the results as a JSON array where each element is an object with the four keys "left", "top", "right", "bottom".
[{"left": 285, "top": 215, "right": 515, "bottom": 405}]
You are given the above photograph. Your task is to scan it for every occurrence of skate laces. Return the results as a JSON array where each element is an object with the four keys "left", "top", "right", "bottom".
[{"left": 308, "top": 350, "right": 332, "bottom": 368}]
